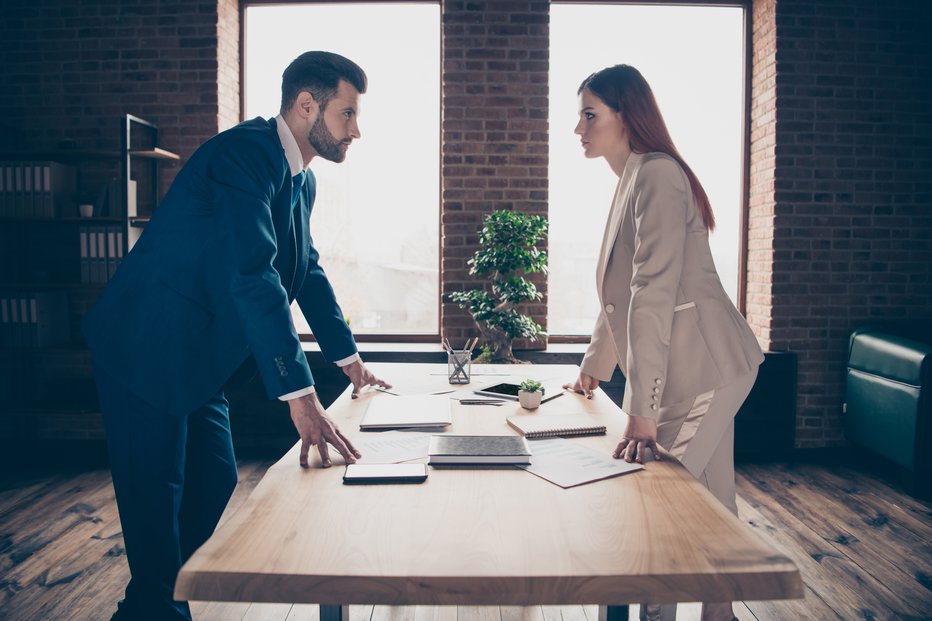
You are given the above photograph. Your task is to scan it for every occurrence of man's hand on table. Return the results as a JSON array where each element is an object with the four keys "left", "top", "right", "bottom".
[
  {"left": 288, "top": 392, "right": 361, "bottom": 468},
  {"left": 342, "top": 360, "right": 392, "bottom": 399}
]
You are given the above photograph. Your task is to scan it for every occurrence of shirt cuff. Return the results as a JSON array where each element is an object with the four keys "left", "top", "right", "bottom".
[
  {"left": 333, "top": 353, "right": 361, "bottom": 367},
  {"left": 278, "top": 385, "right": 316, "bottom": 401}
]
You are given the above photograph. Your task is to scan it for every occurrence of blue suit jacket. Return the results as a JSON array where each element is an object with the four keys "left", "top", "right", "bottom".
[{"left": 83, "top": 117, "right": 357, "bottom": 416}]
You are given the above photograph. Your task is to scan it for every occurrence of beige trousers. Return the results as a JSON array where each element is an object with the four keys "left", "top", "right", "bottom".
[{"left": 639, "top": 367, "right": 759, "bottom": 621}]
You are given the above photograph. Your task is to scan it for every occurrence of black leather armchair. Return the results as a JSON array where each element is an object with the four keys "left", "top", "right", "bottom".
[{"left": 845, "top": 320, "right": 932, "bottom": 498}]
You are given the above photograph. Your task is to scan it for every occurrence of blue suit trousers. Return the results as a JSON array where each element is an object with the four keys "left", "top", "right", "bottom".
[{"left": 94, "top": 364, "right": 238, "bottom": 621}]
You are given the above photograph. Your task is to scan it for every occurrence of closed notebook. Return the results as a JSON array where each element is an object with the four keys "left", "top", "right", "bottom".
[
  {"left": 360, "top": 395, "right": 453, "bottom": 430},
  {"left": 428, "top": 434, "right": 531, "bottom": 465},
  {"left": 506, "top": 413, "right": 607, "bottom": 439}
]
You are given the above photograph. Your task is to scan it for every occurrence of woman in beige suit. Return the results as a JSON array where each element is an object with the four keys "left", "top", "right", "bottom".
[{"left": 564, "top": 65, "right": 764, "bottom": 621}]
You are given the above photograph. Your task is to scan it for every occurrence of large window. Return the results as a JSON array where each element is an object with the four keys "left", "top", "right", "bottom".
[
  {"left": 244, "top": 3, "right": 441, "bottom": 336},
  {"left": 548, "top": 3, "right": 746, "bottom": 335}
]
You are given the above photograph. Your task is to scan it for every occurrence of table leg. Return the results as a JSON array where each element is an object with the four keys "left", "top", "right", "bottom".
[
  {"left": 599, "top": 604, "right": 631, "bottom": 621},
  {"left": 320, "top": 604, "right": 348, "bottom": 621}
]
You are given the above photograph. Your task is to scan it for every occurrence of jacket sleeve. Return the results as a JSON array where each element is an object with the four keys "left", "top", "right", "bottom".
[
  {"left": 210, "top": 133, "right": 315, "bottom": 399},
  {"left": 625, "top": 157, "right": 689, "bottom": 420},
  {"left": 294, "top": 232, "right": 358, "bottom": 363},
  {"left": 580, "top": 311, "right": 619, "bottom": 381}
]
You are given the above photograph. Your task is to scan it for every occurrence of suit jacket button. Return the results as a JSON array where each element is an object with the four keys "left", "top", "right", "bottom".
[
  {"left": 655, "top": 378, "right": 662, "bottom": 385},
  {"left": 650, "top": 404, "right": 658, "bottom": 411},
  {"left": 605, "top": 304, "right": 615, "bottom": 313}
]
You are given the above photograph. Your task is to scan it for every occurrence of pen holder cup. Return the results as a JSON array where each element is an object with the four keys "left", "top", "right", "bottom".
[{"left": 447, "top": 350, "right": 471, "bottom": 385}]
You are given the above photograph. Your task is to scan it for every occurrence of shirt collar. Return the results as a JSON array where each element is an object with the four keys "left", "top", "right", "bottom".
[{"left": 275, "top": 114, "right": 306, "bottom": 177}]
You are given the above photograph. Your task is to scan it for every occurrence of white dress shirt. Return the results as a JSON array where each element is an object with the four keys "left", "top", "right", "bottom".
[{"left": 274, "top": 114, "right": 360, "bottom": 401}]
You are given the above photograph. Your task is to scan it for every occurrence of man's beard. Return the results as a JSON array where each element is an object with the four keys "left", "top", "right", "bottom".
[{"left": 309, "top": 115, "right": 347, "bottom": 163}]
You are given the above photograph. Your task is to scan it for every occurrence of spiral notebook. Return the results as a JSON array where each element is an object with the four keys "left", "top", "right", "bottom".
[{"left": 506, "top": 413, "right": 607, "bottom": 439}]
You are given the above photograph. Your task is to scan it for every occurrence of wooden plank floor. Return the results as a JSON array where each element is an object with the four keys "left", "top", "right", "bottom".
[{"left": 1, "top": 456, "right": 930, "bottom": 621}]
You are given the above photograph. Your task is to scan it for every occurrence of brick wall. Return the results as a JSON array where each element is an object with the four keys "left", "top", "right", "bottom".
[
  {"left": 0, "top": 0, "right": 236, "bottom": 194},
  {"left": 440, "top": 0, "right": 550, "bottom": 348},
  {"left": 752, "top": 0, "right": 932, "bottom": 447},
  {"left": 217, "top": 0, "right": 241, "bottom": 131},
  {"left": 746, "top": 0, "right": 778, "bottom": 346}
]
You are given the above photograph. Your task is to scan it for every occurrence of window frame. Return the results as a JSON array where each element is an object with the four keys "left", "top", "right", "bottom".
[
  {"left": 240, "top": 0, "right": 443, "bottom": 343},
  {"left": 239, "top": 0, "right": 752, "bottom": 344},
  {"left": 546, "top": 0, "right": 753, "bottom": 343}
]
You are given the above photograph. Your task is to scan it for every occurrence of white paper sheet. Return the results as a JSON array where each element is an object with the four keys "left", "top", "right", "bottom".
[
  {"left": 520, "top": 438, "right": 643, "bottom": 488},
  {"left": 353, "top": 431, "right": 433, "bottom": 464}
]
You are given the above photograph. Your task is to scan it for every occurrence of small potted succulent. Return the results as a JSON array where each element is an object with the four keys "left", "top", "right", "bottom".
[{"left": 518, "top": 379, "right": 544, "bottom": 410}]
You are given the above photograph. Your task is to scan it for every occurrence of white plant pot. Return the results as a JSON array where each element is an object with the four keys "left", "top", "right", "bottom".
[{"left": 518, "top": 389, "right": 542, "bottom": 409}]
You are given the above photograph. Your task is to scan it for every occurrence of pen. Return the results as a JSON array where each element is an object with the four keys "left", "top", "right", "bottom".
[{"left": 445, "top": 338, "right": 471, "bottom": 381}]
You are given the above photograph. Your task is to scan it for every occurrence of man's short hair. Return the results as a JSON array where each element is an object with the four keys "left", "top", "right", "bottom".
[{"left": 280, "top": 51, "right": 368, "bottom": 114}]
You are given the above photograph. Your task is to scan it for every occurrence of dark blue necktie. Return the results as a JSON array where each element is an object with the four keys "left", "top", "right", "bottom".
[{"left": 291, "top": 170, "right": 305, "bottom": 207}]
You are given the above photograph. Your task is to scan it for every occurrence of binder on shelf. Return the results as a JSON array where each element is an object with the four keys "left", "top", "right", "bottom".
[
  {"left": 0, "top": 290, "right": 71, "bottom": 348},
  {"left": 78, "top": 223, "right": 124, "bottom": 283},
  {"left": 79, "top": 226, "right": 91, "bottom": 283},
  {"left": 10, "top": 296, "right": 26, "bottom": 348},
  {"left": 33, "top": 165, "right": 43, "bottom": 217},
  {"left": 28, "top": 297, "right": 36, "bottom": 346},
  {"left": 3, "top": 165, "right": 16, "bottom": 217},
  {"left": 8, "top": 295, "right": 19, "bottom": 347},
  {"left": 0, "top": 160, "right": 77, "bottom": 218},
  {"left": 23, "top": 161, "right": 33, "bottom": 218},
  {"left": 0, "top": 297, "right": 9, "bottom": 347},
  {"left": 2, "top": 166, "right": 13, "bottom": 217},
  {"left": 87, "top": 224, "right": 98, "bottom": 282},
  {"left": 95, "top": 226, "right": 107, "bottom": 283},
  {"left": 113, "top": 227, "right": 123, "bottom": 273},
  {"left": 13, "top": 164, "right": 24, "bottom": 218},
  {"left": 107, "top": 227, "right": 116, "bottom": 279}
]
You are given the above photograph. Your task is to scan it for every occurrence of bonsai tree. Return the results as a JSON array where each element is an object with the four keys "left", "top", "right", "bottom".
[{"left": 449, "top": 210, "right": 548, "bottom": 363}]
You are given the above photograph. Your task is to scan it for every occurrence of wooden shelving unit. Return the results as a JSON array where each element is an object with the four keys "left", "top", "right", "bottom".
[
  {"left": 121, "top": 114, "right": 179, "bottom": 253},
  {"left": 0, "top": 114, "right": 179, "bottom": 436}
]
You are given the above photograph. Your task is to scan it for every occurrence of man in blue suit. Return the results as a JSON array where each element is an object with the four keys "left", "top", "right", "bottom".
[{"left": 83, "top": 51, "right": 390, "bottom": 621}]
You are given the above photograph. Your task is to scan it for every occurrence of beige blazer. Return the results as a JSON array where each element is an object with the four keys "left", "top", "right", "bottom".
[{"left": 580, "top": 152, "right": 764, "bottom": 420}]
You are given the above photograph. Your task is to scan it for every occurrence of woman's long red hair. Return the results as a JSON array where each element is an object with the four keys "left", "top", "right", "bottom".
[{"left": 579, "top": 65, "right": 715, "bottom": 231}]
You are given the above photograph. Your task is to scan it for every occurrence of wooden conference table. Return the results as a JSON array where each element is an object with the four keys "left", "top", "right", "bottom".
[{"left": 175, "top": 363, "right": 801, "bottom": 619}]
